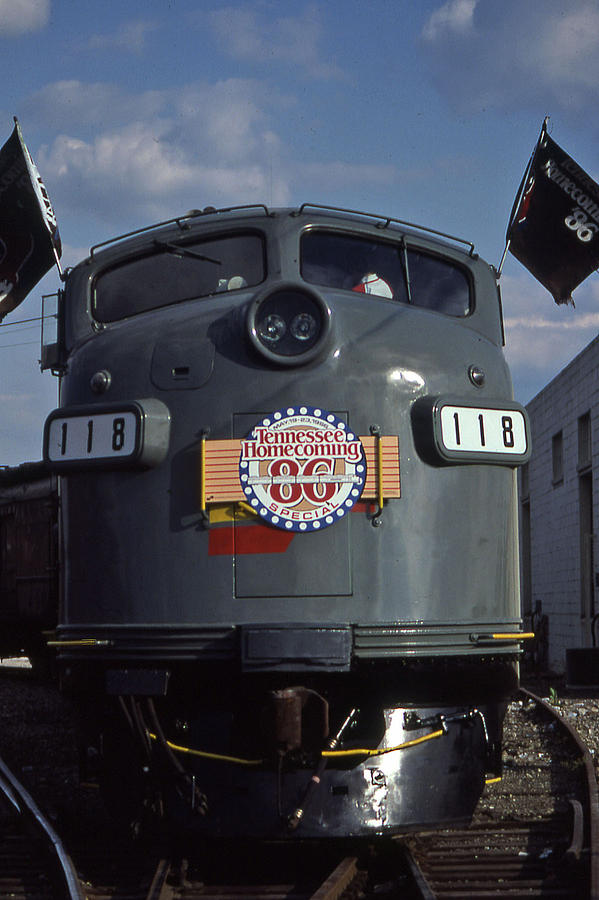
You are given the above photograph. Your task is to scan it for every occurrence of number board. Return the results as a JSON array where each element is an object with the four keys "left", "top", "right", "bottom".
[
  {"left": 427, "top": 398, "right": 530, "bottom": 466},
  {"left": 440, "top": 406, "right": 528, "bottom": 455},
  {"left": 45, "top": 409, "right": 139, "bottom": 465},
  {"left": 44, "top": 399, "right": 171, "bottom": 471}
]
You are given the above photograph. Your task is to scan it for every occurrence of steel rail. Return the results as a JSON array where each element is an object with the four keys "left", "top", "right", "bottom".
[
  {"left": 137, "top": 852, "right": 358, "bottom": 899},
  {"left": 310, "top": 856, "right": 358, "bottom": 899},
  {"left": 520, "top": 687, "right": 599, "bottom": 900},
  {"left": 400, "top": 687, "right": 598, "bottom": 898},
  {"left": 145, "top": 858, "right": 176, "bottom": 900},
  {"left": 0, "top": 752, "right": 84, "bottom": 900}
]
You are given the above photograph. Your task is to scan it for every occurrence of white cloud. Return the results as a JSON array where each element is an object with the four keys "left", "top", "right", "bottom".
[
  {"left": 38, "top": 127, "right": 287, "bottom": 227},
  {"left": 421, "top": 0, "right": 599, "bottom": 117},
  {"left": 206, "top": 4, "right": 343, "bottom": 80},
  {"left": 535, "top": 7, "right": 599, "bottom": 106},
  {"left": 39, "top": 124, "right": 264, "bottom": 222},
  {"left": 28, "top": 78, "right": 283, "bottom": 158},
  {"left": 87, "top": 20, "right": 159, "bottom": 55},
  {"left": 30, "top": 79, "right": 285, "bottom": 223},
  {"left": 31, "top": 78, "right": 398, "bottom": 228},
  {"left": 25, "top": 80, "right": 166, "bottom": 130},
  {"left": 0, "top": 0, "right": 48, "bottom": 34},
  {"left": 500, "top": 269, "right": 599, "bottom": 401},
  {"left": 422, "top": 0, "right": 477, "bottom": 41},
  {"left": 173, "top": 81, "right": 281, "bottom": 163}
]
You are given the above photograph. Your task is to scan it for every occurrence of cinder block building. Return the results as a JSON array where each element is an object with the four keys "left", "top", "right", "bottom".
[{"left": 520, "top": 334, "right": 599, "bottom": 674}]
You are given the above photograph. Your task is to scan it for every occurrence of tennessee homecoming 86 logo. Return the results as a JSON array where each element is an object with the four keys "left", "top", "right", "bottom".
[{"left": 239, "top": 406, "right": 366, "bottom": 532}]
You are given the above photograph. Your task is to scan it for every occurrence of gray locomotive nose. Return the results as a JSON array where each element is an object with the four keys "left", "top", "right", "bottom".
[{"left": 34, "top": 203, "right": 524, "bottom": 840}]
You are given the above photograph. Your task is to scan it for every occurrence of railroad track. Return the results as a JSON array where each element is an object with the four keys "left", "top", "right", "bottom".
[
  {"left": 73, "top": 840, "right": 361, "bottom": 899},
  {"left": 402, "top": 687, "right": 599, "bottom": 898},
  {"left": 0, "top": 750, "right": 83, "bottom": 899},
  {"left": 146, "top": 852, "right": 359, "bottom": 899},
  {"left": 3, "top": 676, "right": 599, "bottom": 898}
]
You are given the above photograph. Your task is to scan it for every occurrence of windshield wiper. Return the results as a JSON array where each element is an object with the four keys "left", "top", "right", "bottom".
[
  {"left": 153, "top": 240, "right": 221, "bottom": 265},
  {"left": 400, "top": 241, "right": 412, "bottom": 304}
]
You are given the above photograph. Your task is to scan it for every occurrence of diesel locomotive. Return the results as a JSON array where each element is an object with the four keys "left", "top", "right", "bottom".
[{"left": 40, "top": 203, "right": 530, "bottom": 838}]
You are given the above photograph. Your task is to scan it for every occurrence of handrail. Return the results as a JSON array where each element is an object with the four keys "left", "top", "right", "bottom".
[
  {"left": 295, "top": 202, "right": 476, "bottom": 255},
  {"left": 89, "top": 204, "right": 271, "bottom": 257},
  {"left": 88, "top": 202, "right": 476, "bottom": 258}
]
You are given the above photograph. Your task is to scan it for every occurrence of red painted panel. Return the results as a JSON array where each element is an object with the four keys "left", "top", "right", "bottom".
[{"left": 209, "top": 524, "right": 295, "bottom": 556}]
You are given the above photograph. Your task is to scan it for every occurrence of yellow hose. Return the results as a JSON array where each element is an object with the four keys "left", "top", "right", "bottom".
[
  {"left": 148, "top": 733, "right": 263, "bottom": 766},
  {"left": 148, "top": 727, "right": 444, "bottom": 766},
  {"left": 322, "top": 728, "right": 444, "bottom": 757}
]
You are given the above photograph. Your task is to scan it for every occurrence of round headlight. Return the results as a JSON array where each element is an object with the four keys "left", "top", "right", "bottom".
[
  {"left": 247, "top": 284, "right": 330, "bottom": 365},
  {"left": 290, "top": 312, "right": 318, "bottom": 342},
  {"left": 258, "top": 313, "right": 287, "bottom": 344}
]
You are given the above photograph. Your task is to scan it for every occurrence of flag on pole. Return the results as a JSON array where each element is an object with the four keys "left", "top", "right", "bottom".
[
  {"left": 506, "top": 121, "right": 599, "bottom": 305},
  {"left": 0, "top": 118, "right": 62, "bottom": 321}
]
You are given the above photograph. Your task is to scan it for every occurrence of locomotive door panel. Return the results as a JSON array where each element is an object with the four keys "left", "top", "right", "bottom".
[
  {"left": 233, "top": 412, "right": 352, "bottom": 598},
  {"left": 151, "top": 326, "right": 214, "bottom": 390},
  {"left": 234, "top": 517, "right": 351, "bottom": 598}
]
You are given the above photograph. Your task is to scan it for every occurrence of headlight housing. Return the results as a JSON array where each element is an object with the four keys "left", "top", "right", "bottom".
[{"left": 247, "top": 284, "right": 330, "bottom": 365}]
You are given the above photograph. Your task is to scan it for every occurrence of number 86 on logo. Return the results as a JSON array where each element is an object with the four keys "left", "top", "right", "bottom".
[{"left": 267, "top": 458, "right": 338, "bottom": 506}]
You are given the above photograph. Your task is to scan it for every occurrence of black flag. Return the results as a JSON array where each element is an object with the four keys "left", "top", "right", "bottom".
[
  {"left": 0, "top": 118, "right": 61, "bottom": 321},
  {"left": 507, "top": 122, "right": 599, "bottom": 305}
]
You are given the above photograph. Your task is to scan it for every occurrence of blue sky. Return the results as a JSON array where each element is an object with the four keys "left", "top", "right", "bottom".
[{"left": 2, "top": 0, "right": 599, "bottom": 464}]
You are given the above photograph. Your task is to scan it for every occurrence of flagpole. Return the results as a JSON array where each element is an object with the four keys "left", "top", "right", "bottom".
[
  {"left": 497, "top": 117, "right": 549, "bottom": 278},
  {"left": 53, "top": 244, "right": 65, "bottom": 281},
  {"left": 497, "top": 239, "right": 511, "bottom": 278}
]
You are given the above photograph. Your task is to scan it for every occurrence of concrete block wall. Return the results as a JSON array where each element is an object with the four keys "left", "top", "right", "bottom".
[{"left": 523, "top": 334, "right": 599, "bottom": 673}]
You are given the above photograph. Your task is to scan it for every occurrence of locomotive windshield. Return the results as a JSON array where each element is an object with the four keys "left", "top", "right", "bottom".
[
  {"left": 301, "top": 231, "right": 470, "bottom": 316},
  {"left": 93, "top": 233, "right": 265, "bottom": 322}
]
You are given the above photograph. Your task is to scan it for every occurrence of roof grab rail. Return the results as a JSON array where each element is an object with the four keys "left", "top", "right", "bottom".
[
  {"left": 293, "top": 203, "right": 476, "bottom": 256},
  {"left": 89, "top": 204, "right": 272, "bottom": 257},
  {"left": 88, "top": 202, "right": 476, "bottom": 258}
]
